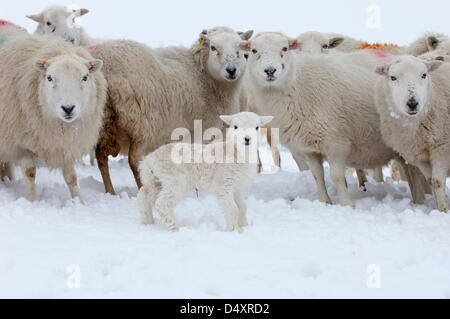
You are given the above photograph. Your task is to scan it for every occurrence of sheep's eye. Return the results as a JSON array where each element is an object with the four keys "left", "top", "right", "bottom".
[
  {"left": 252, "top": 49, "right": 258, "bottom": 54},
  {"left": 282, "top": 47, "right": 288, "bottom": 52},
  {"left": 234, "top": 125, "right": 238, "bottom": 130},
  {"left": 211, "top": 46, "right": 216, "bottom": 52},
  {"left": 46, "top": 21, "right": 52, "bottom": 26},
  {"left": 322, "top": 44, "right": 329, "bottom": 49},
  {"left": 390, "top": 76, "right": 397, "bottom": 81},
  {"left": 82, "top": 75, "right": 88, "bottom": 82},
  {"left": 422, "top": 73, "right": 427, "bottom": 79},
  {"left": 47, "top": 75, "right": 53, "bottom": 82}
]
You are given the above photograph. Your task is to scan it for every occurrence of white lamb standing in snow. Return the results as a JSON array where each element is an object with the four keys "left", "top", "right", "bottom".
[
  {"left": 375, "top": 55, "right": 449, "bottom": 212},
  {"left": 137, "top": 112, "right": 273, "bottom": 232}
]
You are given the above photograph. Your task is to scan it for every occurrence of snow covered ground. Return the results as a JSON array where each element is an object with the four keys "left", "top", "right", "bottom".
[{"left": 1, "top": 144, "right": 449, "bottom": 299}]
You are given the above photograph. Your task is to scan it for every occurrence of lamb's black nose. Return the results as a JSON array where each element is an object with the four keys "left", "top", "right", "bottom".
[
  {"left": 61, "top": 105, "right": 75, "bottom": 115},
  {"left": 245, "top": 137, "right": 251, "bottom": 145},
  {"left": 226, "top": 67, "right": 237, "bottom": 77},
  {"left": 264, "top": 67, "right": 276, "bottom": 76},
  {"left": 407, "top": 99, "right": 418, "bottom": 111}
]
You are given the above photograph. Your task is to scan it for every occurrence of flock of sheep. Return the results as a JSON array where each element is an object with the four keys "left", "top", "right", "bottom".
[{"left": 0, "top": 6, "right": 448, "bottom": 232}]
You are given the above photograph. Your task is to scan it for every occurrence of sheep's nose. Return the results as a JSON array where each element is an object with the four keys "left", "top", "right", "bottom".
[
  {"left": 226, "top": 67, "right": 237, "bottom": 77},
  {"left": 407, "top": 99, "right": 419, "bottom": 111},
  {"left": 264, "top": 67, "right": 276, "bottom": 76},
  {"left": 61, "top": 105, "right": 75, "bottom": 115}
]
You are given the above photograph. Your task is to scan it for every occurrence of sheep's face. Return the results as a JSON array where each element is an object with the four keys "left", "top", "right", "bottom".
[
  {"left": 35, "top": 56, "right": 103, "bottom": 123},
  {"left": 27, "top": 6, "right": 89, "bottom": 45},
  {"left": 220, "top": 112, "right": 273, "bottom": 148},
  {"left": 202, "top": 32, "right": 250, "bottom": 82},
  {"left": 296, "top": 31, "right": 344, "bottom": 55},
  {"left": 246, "top": 33, "right": 299, "bottom": 88},
  {"left": 427, "top": 35, "right": 450, "bottom": 54},
  {"left": 376, "top": 56, "right": 442, "bottom": 117}
]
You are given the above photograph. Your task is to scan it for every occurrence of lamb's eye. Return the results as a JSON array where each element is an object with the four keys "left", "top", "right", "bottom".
[
  {"left": 252, "top": 49, "right": 258, "bottom": 54},
  {"left": 390, "top": 76, "right": 397, "bottom": 81},
  {"left": 46, "top": 22, "right": 52, "bottom": 26},
  {"left": 422, "top": 73, "right": 427, "bottom": 79},
  {"left": 47, "top": 75, "right": 53, "bottom": 82},
  {"left": 322, "top": 44, "right": 329, "bottom": 49},
  {"left": 82, "top": 75, "right": 88, "bottom": 82},
  {"left": 234, "top": 125, "right": 238, "bottom": 130},
  {"left": 256, "top": 126, "right": 259, "bottom": 131},
  {"left": 211, "top": 46, "right": 216, "bottom": 52},
  {"left": 282, "top": 47, "right": 288, "bottom": 52}
]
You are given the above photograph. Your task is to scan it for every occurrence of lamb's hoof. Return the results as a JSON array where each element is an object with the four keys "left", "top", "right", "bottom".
[
  {"left": 319, "top": 197, "right": 333, "bottom": 205},
  {"left": 26, "top": 195, "right": 36, "bottom": 203},
  {"left": 141, "top": 215, "right": 155, "bottom": 225},
  {"left": 239, "top": 220, "right": 249, "bottom": 228},
  {"left": 438, "top": 205, "right": 449, "bottom": 213},
  {"left": 341, "top": 200, "right": 356, "bottom": 209}
]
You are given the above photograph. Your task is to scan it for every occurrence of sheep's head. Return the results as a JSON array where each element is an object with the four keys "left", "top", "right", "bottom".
[
  {"left": 296, "top": 31, "right": 344, "bottom": 54},
  {"left": 27, "top": 5, "right": 89, "bottom": 45},
  {"left": 220, "top": 112, "right": 273, "bottom": 149},
  {"left": 376, "top": 55, "right": 442, "bottom": 117},
  {"left": 427, "top": 35, "right": 450, "bottom": 54},
  {"left": 35, "top": 55, "right": 103, "bottom": 123},
  {"left": 246, "top": 32, "right": 299, "bottom": 88},
  {"left": 195, "top": 28, "right": 253, "bottom": 82}
]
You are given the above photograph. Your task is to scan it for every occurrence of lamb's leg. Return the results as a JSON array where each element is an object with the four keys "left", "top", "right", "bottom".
[
  {"left": 89, "top": 149, "right": 96, "bottom": 166},
  {"left": 356, "top": 169, "right": 368, "bottom": 192},
  {"left": 234, "top": 190, "right": 248, "bottom": 228},
  {"left": 1, "top": 162, "right": 15, "bottom": 182},
  {"left": 370, "top": 167, "right": 384, "bottom": 183},
  {"left": 137, "top": 185, "right": 157, "bottom": 225},
  {"left": 216, "top": 190, "right": 240, "bottom": 232},
  {"left": 302, "top": 153, "right": 332, "bottom": 204},
  {"left": 267, "top": 128, "right": 281, "bottom": 169},
  {"left": 293, "top": 153, "right": 310, "bottom": 172},
  {"left": 20, "top": 158, "right": 36, "bottom": 202},
  {"left": 128, "top": 141, "right": 143, "bottom": 189},
  {"left": 257, "top": 150, "right": 263, "bottom": 173},
  {"left": 96, "top": 146, "right": 116, "bottom": 195},
  {"left": 154, "top": 187, "right": 182, "bottom": 232},
  {"left": 328, "top": 156, "right": 355, "bottom": 208},
  {"left": 430, "top": 163, "right": 448, "bottom": 212},
  {"left": 62, "top": 164, "right": 84, "bottom": 204}
]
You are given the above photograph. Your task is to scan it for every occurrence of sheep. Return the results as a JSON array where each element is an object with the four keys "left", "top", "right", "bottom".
[
  {"left": 245, "top": 32, "right": 397, "bottom": 207},
  {"left": 138, "top": 112, "right": 273, "bottom": 232},
  {"left": 27, "top": 5, "right": 95, "bottom": 46},
  {"left": 88, "top": 27, "right": 251, "bottom": 195},
  {"left": 0, "top": 34, "right": 107, "bottom": 202},
  {"left": 374, "top": 55, "right": 449, "bottom": 212}
]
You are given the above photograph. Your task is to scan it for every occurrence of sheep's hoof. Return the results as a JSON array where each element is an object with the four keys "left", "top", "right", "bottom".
[
  {"left": 141, "top": 215, "right": 155, "bottom": 225},
  {"left": 438, "top": 205, "right": 448, "bottom": 213}
]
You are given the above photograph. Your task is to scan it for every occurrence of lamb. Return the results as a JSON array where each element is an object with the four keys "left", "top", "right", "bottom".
[
  {"left": 245, "top": 32, "right": 396, "bottom": 207},
  {"left": 374, "top": 55, "right": 449, "bottom": 212},
  {"left": 89, "top": 28, "right": 251, "bottom": 194},
  {"left": 0, "top": 34, "right": 107, "bottom": 202},
  {"left": 137, "top": 112, "right": 273, "bottom": 232}
]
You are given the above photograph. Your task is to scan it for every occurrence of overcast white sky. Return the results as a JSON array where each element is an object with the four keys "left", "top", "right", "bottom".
[{"left": 1, "top": 0, "right": 449, "bottom": 47}]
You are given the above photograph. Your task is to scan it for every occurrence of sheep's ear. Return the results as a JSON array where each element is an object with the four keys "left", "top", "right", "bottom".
[
  {"left": 434, "top": 56, "right": 445, "bottom": 61},
  {"left": 329, "top": 37, "right": 344, "bottom": 49},
  {"left": 239, "top": 41, "right": 251, "bottom": 52},
  {"left": 35, "top": 59, "right": 49, "bottom": 73},
  {"left": 220, "top": 115, "right": 234, "bottom": 126},
  {"left": 79, "top": 8, "right": 89, "bottom": 16},
  {"left": 260, "top": 116, "right": 274, "bottom": 126},
  {"left": 427, "top": 36, "right": 440, "bottom": 50},
  {"left": 239, "top": 30, "right": 254, "bottom": 41},
  {"left": 289, "top": 39, "right": 300, "bottom": 50},
  {"left": 87, "top": 59, "right": 103, "bottom": 73},
  {"left": 426, "top": 60, "right": 443, "bottom": 72},
  {"left": 27, "top": 13, "right": 43, "bottom": 23},
  {"left": 375, "top": 64, "right": 389, "bottom": 76},
  {"left": 198, "top": 33, "right": 210, "bottom": 47}
]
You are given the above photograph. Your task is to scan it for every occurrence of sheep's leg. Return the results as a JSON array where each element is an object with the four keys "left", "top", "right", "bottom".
[
  {"left": 128, "top": 141, "right": 143, "bottom": 189},
  {"left": 0, "top": 162, "right": 15, "bottom": 182},
  {"left": 89, "top": 149, "right": 96, "bottom": 166},
  {"left": 302, "top": 153, "right": 332, "bottom": 204},
  {"left": 370, "top": 167, "right": 384, "bottom": 183},
  {"left": 257, "top": 150, "right": 263, "bottom": 173},
  {"left": 96, "top": 147, "right": 116, "bottom": 195},
  {"left": 293, "top": 152, "right": 309, "bottom": 172},
  {"left": 395, "top": 156, "right": 424, "bottom": 204},
  {"left": 20, "top": 158, "right": 36, "bottom": 202},
  {"left": 234, "top": 190, "right": 248, "bottom": 228},
  {"left": 328, "top": 156, "right": 355, "bottom": 208},
  {"left": 356, "top": 169, "right": 368, "bottom": 192},
  {"left": 216, "top": 190, "right": 240, "bottom": 232},
  {"left": 154, "top": 187, "right": 182, "bottom": 232},
  {"left": 407, "top": 165, "right": 425, "bottom": 205},
  {"left": 62, "top": 164, "right": 84, "bottom": 204},
  {"left": 430, "top": 163, "right": 448, "bottom": 212},
  {"left": 267, "top": 128, "right": 281, "bottom": 168}
]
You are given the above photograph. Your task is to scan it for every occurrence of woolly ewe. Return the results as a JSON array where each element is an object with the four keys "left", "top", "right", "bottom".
[{"left": 138, "top": 112, "right": 273, "bottom": 232}]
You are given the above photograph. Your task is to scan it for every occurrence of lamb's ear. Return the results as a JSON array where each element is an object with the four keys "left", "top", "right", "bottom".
[
  {"left": 426, "top": 60, "right": 443, "bottom": 72},
  {"left": 87, "top": 59, "right": 103, "bottom": 73},
  {"left": 260, "top": 116, "right": 274, "bottom": 126},
  {"left": 35, "top": 59, "right": 49, "bottom": 73},
  {"left": 329, "top": 37, "right": 344, "bottom": 49},
  {"left": 427, "top": 36, "right": 440, "bottom": 50},
  {"left": 289, "top": 39, "right": 300, "bottom": 50},
  {"left": 198, "top": 33, "right": 210, "bottom": 47},
  {"left": 239, "top": 30, "right": 254, "bottom": 41},
  {"left": 435, "top": 56, "right": 445, "bottom": 61},
  {"left": 239, "top": 41, "right": 251, "bottom": 52},
  {"left": 375, "top": 64, "right": 389, "bottom": 76},
  {"left": 79, "top": 8, "right": 89, "bottom": 16},
  {"left": 220, "top": 115, "right": 234, "bottom": 126},
  {"left": 27, "top": 13, "right": 43, "bottom": 23}
]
